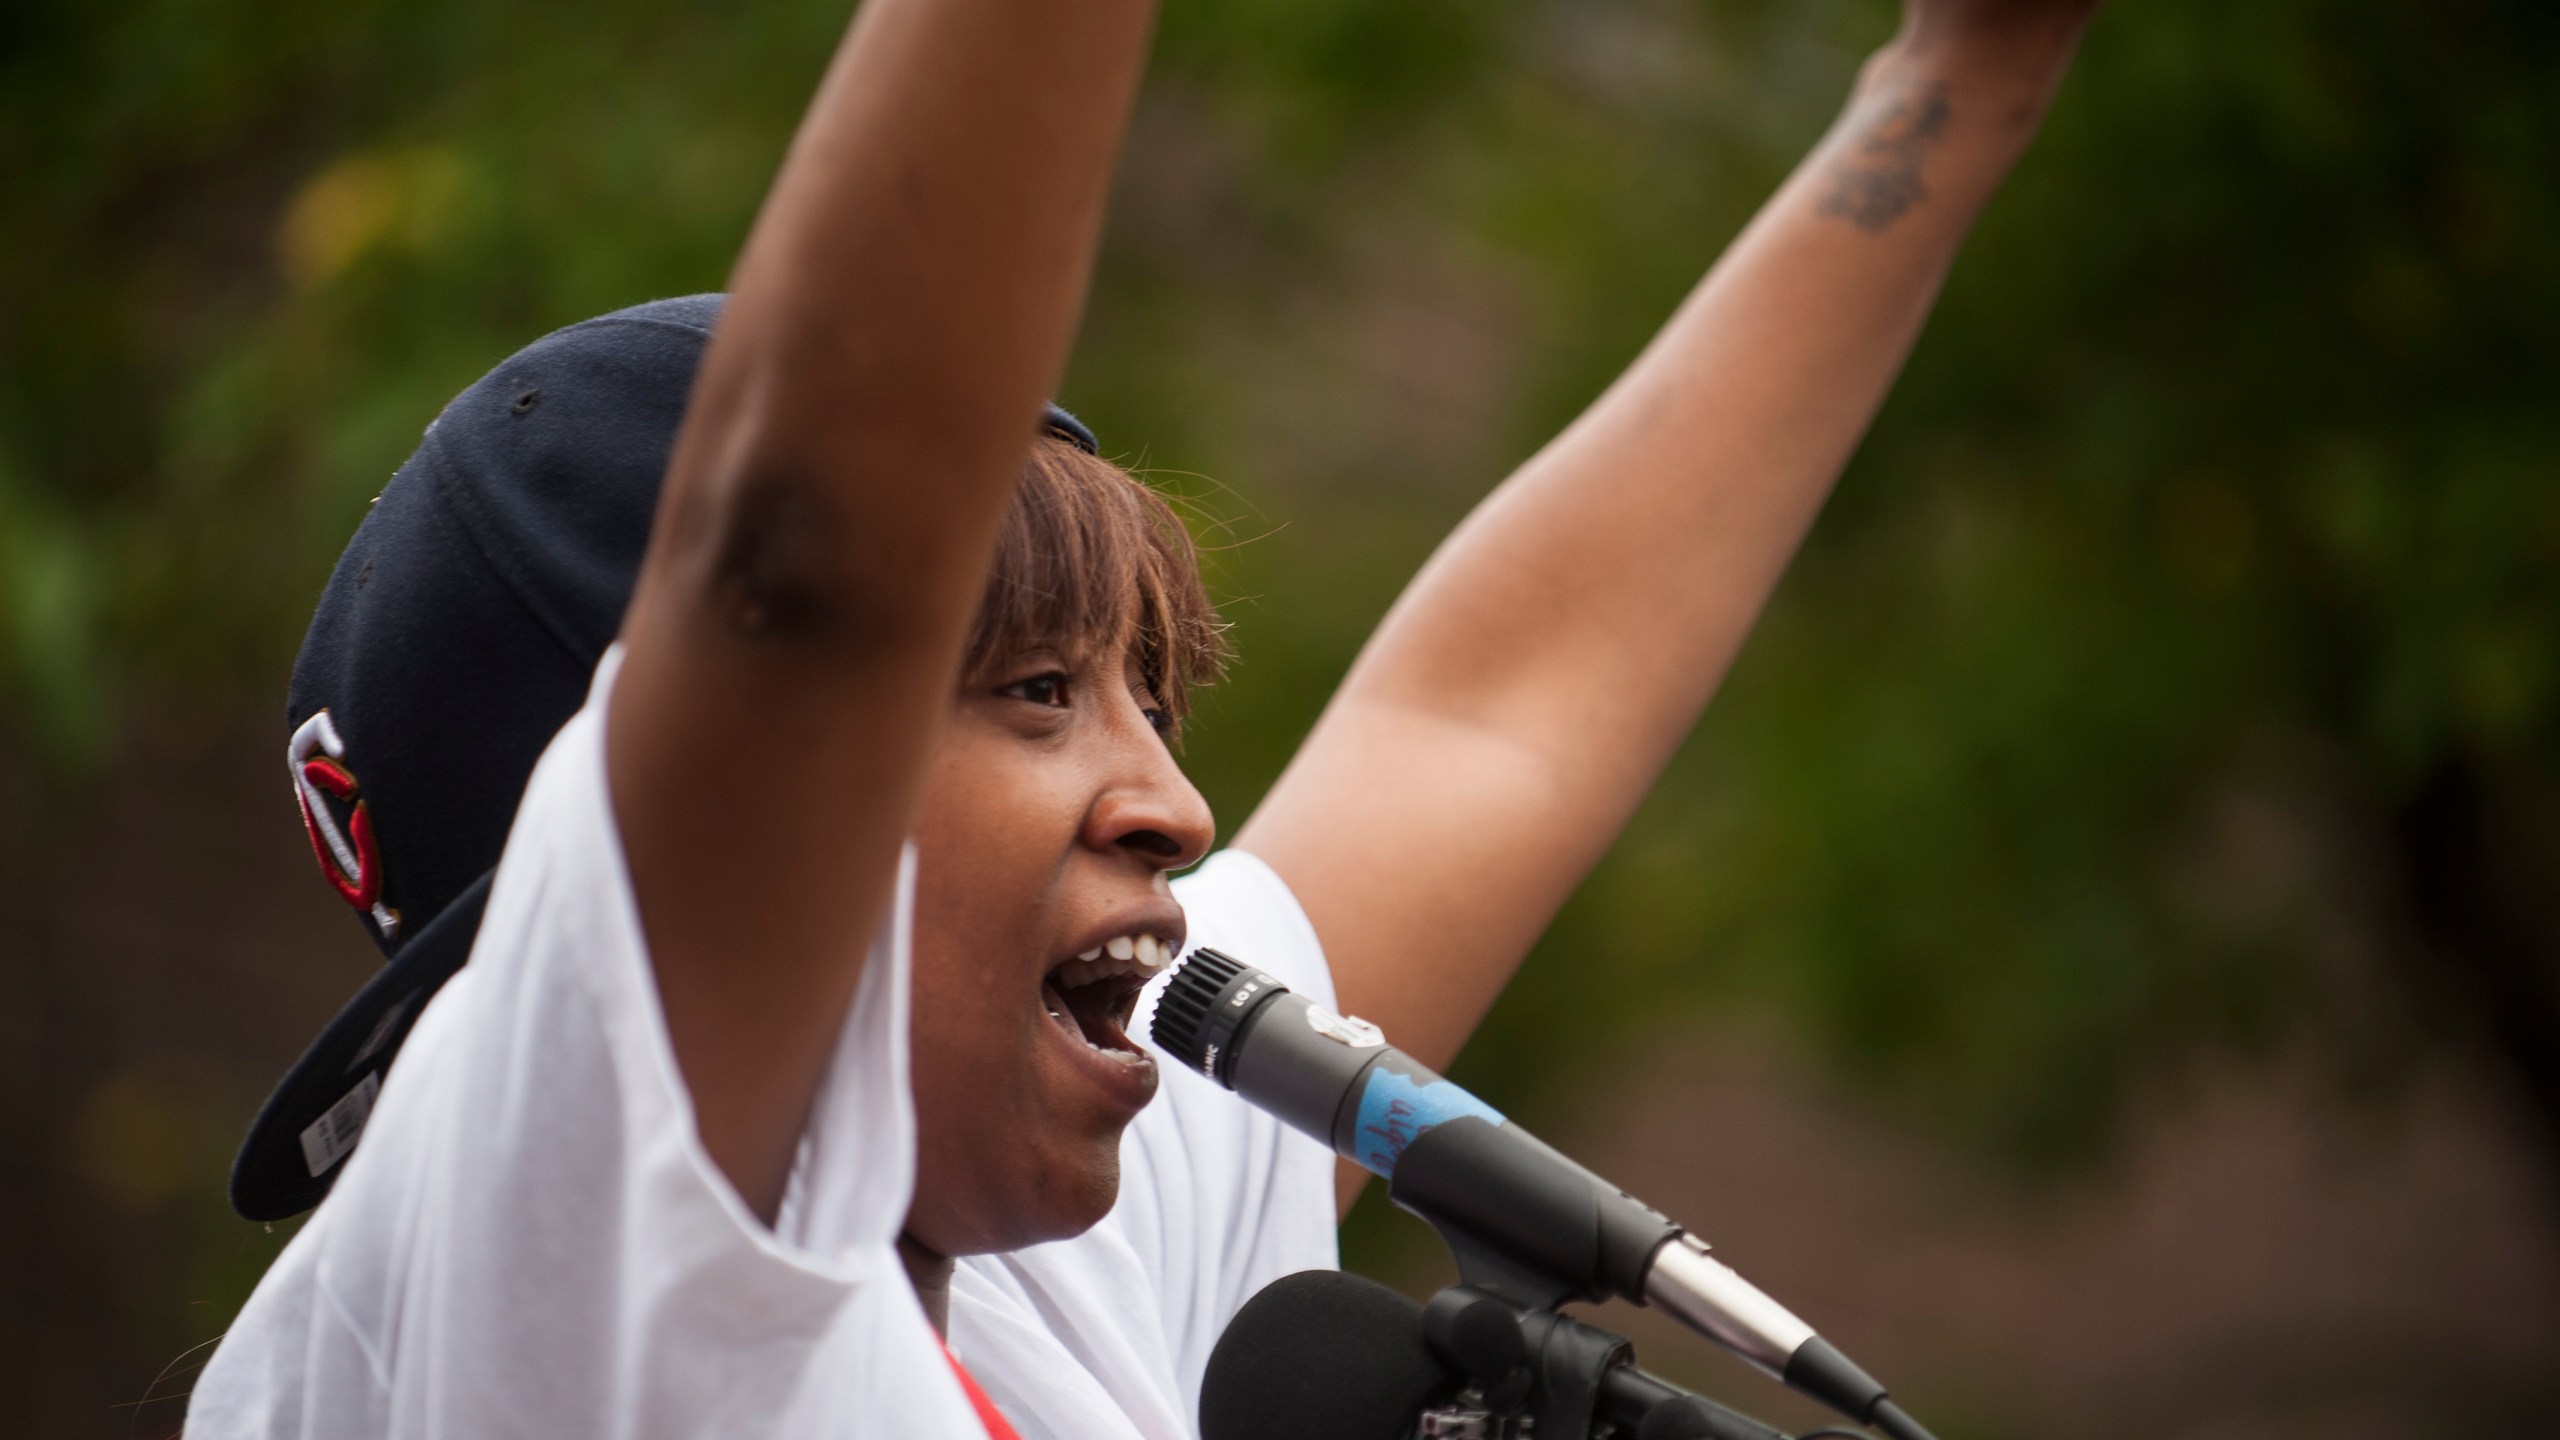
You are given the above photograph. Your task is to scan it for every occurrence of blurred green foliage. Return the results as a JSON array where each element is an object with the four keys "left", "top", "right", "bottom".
[{"left": 5, "top": 0, "right": 2557, "bottom": 1194}]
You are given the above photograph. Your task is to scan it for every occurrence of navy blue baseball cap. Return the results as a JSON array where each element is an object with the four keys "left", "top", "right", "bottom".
[{"left": 233, "top": 293, "right": 1101, "bottom": 1221}]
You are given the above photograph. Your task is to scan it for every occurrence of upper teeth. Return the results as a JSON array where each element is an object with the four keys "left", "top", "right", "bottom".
[{"left": 1057, "top": 934, "right": 1176, "bottom": 988}]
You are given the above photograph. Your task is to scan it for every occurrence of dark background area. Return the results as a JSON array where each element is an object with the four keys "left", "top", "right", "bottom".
[{"left": 4, "top": 0, "right": 2557, "bottom": 1435}]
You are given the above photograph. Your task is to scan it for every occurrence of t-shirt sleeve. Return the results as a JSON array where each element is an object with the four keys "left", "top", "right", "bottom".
[
  {"left": 1121, "top": 849, "right": 1345, "bottom": 1389},
  {"left": 188, "top": 649, "right": 969, "bottom": 1439}
]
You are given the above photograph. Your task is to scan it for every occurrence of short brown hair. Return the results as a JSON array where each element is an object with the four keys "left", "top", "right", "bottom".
[{"left": 964, "top": 438, "right": 1228, "bottom": 726}]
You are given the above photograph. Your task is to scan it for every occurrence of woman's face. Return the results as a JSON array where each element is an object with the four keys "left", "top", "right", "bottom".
[{"left": 903, "top": 641, "right": 1214, "bottom": 1256}]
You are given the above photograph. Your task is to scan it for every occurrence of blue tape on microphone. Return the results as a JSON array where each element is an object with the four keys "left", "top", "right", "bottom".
[{"left": 1352, "top": 1068, "right": 1505, "bottom": 1175}]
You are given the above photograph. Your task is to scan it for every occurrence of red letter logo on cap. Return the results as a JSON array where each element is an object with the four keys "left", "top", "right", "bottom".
[{"left": 290, "top": 710, "right": 401, "bottom": 939}]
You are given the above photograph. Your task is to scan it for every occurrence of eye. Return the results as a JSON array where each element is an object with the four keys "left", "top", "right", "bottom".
[
  {"left": 1132, "top": 684, "right": 1174, "bottom": 740},
  {"left": 1001, "top": 671, "right": 1071, "bottom": 709}
]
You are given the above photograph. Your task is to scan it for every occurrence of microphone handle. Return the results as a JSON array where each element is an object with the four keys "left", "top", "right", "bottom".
[
  {"left": 1199, "top": 976, "right": 1913, "bottom": 1438},
  {"left": 1221, "top": 990, "right": 1723, "bottom": 1303}
]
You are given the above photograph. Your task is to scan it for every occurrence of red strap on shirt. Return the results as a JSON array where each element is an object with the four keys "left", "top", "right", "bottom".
[{"left": 943, "top": 1344, "right": 1022, "bottom": 1440}]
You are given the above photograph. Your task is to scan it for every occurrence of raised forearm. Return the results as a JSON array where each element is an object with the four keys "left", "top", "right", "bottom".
[
  {"left": 1242, "top": 18, "right": 2092, "bottom": 1093},
  {"left": 610, "top": 0, "right": 1159, "bottom": 1220},
  {"left": 1381, "top": 24, "right": 2088, "bottom": 773},
  {"left": 673, "top": 0, "right": 1159, "bottom": 622}
]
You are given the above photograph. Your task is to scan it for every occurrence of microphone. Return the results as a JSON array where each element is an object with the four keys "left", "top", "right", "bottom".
[
  {"left": 1204, "top": 1271, "right": 1787, "bottom": 1440},
  {"left": 1201, "top": 1270, "right": 1458, "bottom": 1440},
  {"left": 1154, "top": 950, "right": 1934, "bottom": 1440}
]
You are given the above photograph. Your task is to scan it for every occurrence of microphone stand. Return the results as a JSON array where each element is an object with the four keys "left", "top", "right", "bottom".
[
  {"left": 1414, "top": 1284, "right": 1788, "bottom": 1440},
  {"left": 1389, "top": 1134, "right": 1798, "bottom": 1440}
]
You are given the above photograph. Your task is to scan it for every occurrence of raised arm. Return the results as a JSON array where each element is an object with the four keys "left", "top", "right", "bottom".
[
  {"left": 1236, "top": 2, "right": 2098, "bottom": 1179},
  {"left": 607, "top": 0, "right": 1158, "bottom": 1220}
]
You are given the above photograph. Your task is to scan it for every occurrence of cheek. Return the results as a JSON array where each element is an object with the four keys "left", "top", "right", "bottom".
[
  {"left": 905, "top": 728, "right": 1088, "bottom": 1075},
  {"left": 912, "top": 749, "right": 1080, "bottom": 945},
  {"left": 911, "top": 720, "right": 1101, "bottom": 920},
  {"left": 897, "top": 719, "right": 1145, "bottom": 1247}
]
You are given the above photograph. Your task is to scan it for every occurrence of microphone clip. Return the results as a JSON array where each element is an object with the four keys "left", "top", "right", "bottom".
[{"left": 1416, "top": 1286, "right": 1784, "bottom": 1440}]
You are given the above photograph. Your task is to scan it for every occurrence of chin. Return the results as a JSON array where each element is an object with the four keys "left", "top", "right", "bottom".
[
  {"left": 1019, "top": 1138, "right": 1126, "bottom": 1247},
  {"left": 916, "top": 1137, "right": 1127, "bottom": 1257}
]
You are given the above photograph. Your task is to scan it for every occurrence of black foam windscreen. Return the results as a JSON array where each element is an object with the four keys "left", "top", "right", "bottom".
[{"left": 1202, "top": 1270, "right": 1462, "bottom": 1440}]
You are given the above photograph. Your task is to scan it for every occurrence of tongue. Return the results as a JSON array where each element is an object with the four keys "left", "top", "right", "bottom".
[{"left": 1054, "top": 976, "right": 1138, "bottom": 1053}]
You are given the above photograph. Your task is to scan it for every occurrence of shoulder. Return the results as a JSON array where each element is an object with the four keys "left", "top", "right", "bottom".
[
  {"left": 1170, "top": 849, "right": 1333, "bottom": 1009},
  {"left": 189, "top": 1223, "right": 384, "bottom": 1438},
  {"left": 191, "top": 653, "right": 942, "bottom": 1435}
]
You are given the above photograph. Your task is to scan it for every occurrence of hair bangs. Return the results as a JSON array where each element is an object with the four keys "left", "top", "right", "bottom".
[{"left": 965, "top": 438, "right": 1228, "bottom": 726}]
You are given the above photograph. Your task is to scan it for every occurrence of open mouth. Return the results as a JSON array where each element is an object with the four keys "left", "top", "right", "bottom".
[{"left": 1042, "top": 932, "right": 1177, "bottom": 1062}]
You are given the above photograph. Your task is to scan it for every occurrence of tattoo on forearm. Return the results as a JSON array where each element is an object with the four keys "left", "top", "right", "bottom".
[{"left": 1818, "top": 81, "right": 1951, "bottom": 233}]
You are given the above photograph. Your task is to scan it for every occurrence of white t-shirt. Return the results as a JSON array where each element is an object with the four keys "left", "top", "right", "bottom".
[
  {"left": 189, "top": 650, "right": 985, "bottom": 1439},
  {"left": 947, "top": 850, "right": 1343, "bottom": 1440}
]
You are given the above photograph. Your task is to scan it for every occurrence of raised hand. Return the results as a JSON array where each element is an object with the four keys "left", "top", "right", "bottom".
[
  {"left": 1238, "top": 0, "right": 2104, "bottom": 1217},
  {"left": 610, "top": 0, "right": 1161, "bottom": 1221}
]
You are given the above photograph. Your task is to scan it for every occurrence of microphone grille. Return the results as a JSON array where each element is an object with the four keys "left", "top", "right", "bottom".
[{"left": 1151, "top": 947, "right": 1279, "bottom": 1082}]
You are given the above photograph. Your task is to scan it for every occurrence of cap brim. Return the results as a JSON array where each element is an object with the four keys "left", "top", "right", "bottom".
[{"left": 229, "top": 869, "right": 493, "bottom": 1222}]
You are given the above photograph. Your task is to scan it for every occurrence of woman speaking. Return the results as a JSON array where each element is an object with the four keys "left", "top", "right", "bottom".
[{"left": 190, "top": 0, "right": 2105, "bottom": 1435}]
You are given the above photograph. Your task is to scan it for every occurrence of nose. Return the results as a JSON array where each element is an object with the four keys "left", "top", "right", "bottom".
[{"left": 1082, "top": 720, "right": 1215, "bottom": 874}]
